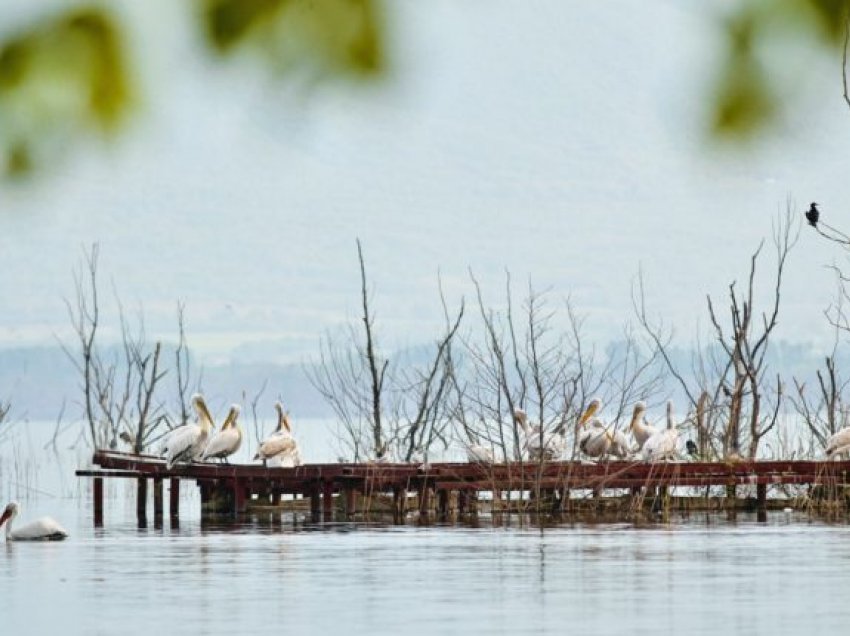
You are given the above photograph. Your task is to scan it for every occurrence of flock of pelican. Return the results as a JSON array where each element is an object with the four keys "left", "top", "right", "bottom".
[
  {"left": 8, "top": 394, "right": 850, "bottom": 542},
  {"left": 159, "top": 394, "right": 302, "bottom": 469},
  {"left": 464, "top": 398, "right": 682, "bottom": 464}
]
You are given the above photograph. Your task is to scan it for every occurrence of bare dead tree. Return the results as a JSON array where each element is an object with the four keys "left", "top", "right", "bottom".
[
  {"left": 357, "top": 239, "right": 389, "bottom": 456},
  {"left": 174, "top": 301, "right": 192, "bottom": 427},
  {"left": 62, "top": 245, "right": 178, "bottom": 452},
  {"left": 392, "top": 291, "right": 464, "bottom": 462},
  {"left": 247, "top": 379, "right": 269, "bottom": 446},
  {"left": 457, "top": 271, "right": 524, "bottom": 461},
  {"left": 636, "top": 204, "right": 799, "bottom": 459},
  {"left": 61, "top": 243, "right": 100, "bottom": 447},
  {"left": 306, "top": 241, "right": 464, "bottom": 463},
  {"left": 789, "top": 295, "right": 850, "bottom": 453},
  {"left": 0, "top": 398, "right": 11, "bottom": 445},
  {"left": 456, "top": 274, "right": 663, "bottom": 465},
  {"left": 305, "top": 240, "right": 390, "bottom": 460},
  {"left": 707, "top": 208, "right": 797, "bottom": 458}
]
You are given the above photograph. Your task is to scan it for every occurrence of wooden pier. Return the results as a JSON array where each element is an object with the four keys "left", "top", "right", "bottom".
[{"left": 76, "top": 450, "right": 850, "bottom": 526}]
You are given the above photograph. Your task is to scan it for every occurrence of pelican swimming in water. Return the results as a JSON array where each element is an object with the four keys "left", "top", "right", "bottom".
[
  {"left": 629, "top": 401, "right": 658, "bottom": 451},
  {"left": 515, "top": 408, "right": 566, "bottom": 461},
  {"left": 1, "top": 502, "right": 68, "bottom": 541},
  {"left": 163, "top": 394, "right": 215, "bottom": 469},
  {"left": 202, "top": 404, "right": 243, "bottom": 463},
  {"left": 642, "top": 400, "right": 679, "bottom": 462},
  {"left": 577, "top": 399, "right": 629, "bottom": 459},
  {"left": 255, "top": 402, "right": 302, "bottom": 467},
  {"left": 825, "top": 426, "right": 850, "bottom": 460}
]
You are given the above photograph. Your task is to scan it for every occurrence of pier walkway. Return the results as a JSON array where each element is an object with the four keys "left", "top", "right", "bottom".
[{"left": 76, "top": 450, "right": 850, "bottom": 525}]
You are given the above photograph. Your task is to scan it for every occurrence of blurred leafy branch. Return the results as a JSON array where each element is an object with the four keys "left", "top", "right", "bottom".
[
  {"left": 0, "top": 0, "right": 384, "bottom": 179},
  {"left": 711, "top": 0, "right": 850, "bottom": 138},
  {"left": 1, "top": 1, "right": 850, "bottom": 179}
]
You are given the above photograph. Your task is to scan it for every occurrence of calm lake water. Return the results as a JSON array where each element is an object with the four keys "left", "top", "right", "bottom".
[
  {"left": 2, "top": 423, "right": 850, "bottom": 635},
  {"left": 2, "top": 497, "right": 850, "bottom": 635}
]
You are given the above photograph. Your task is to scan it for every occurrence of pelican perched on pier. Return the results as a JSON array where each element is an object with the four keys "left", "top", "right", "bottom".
[
  {"left": 825, "top": 426, "right": 850, "bottom": 460},
  {"left": 465, "top": 442, "right": 495, "bottom": 464},
  {"left": 642, "top": 400, "right": 679, "bottom": 462},
  {"left": 577, "top": 399, "right": 629, "bottom": 459},
  {"left": 255, "top": 402, "right": 302, "bottom": 467},
  {"left": 629, "top": 401, "right": 658, "bottom": 451},
  {"left": 515, "top": 408, "right": 566, "bottom": 461},
  {"left": 164, "top": 394, "right": 215, "bottom": 469},
  {"left": 202, "top": 404, "right": 242, "bottom": 462},
  {"left": 1, "top": 502, "right": 68, "bottom": 541}
]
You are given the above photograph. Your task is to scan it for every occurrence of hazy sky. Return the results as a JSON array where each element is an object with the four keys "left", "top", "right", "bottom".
[{"left": 2, "top": 1, "right": 850, "bottom": 365}]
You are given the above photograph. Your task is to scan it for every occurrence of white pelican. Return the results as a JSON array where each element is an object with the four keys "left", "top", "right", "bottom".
[
  {"left": 515, "top": 408, "right": 566, "bottom": 461},
  {"left": 577, "top": 398, "right": 629, "bottom": 459},
  {"left": 1, "top": 502, "right": 68, "bottom": 541},
  {"left": 202, "top": 404, "right": 243, "bottom": 462},
  {"left": 642, "top": 400, "right": 679, "bottom": 462},
  {"left": 465, "top": 443, "right": 495, "bottom": 464},
  {"left": 629, "top": 401, "right": 658, "bottom": 450},
  {"left": 164, "top": 394, "right": 215, "bottom": 469},
  {"left": 578, "top": 399, "right": 608, "bottom": 458},
  {"left": 255, "top": 402, "right": 302, "bottom": 467},
  {"left": 825, "top": 426, "right": 850, "bottom": 459}
]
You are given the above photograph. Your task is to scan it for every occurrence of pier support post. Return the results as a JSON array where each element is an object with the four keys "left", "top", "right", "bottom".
[
  {"left": 468, "top": 491, "right": 479, "bottom": 514},
  {"left": 659, "top": 486, "right": 669, "bottom": 511},
  {"left": 418, "top": 483, "right": 432, "bottom": 516},
  {"left": 344, "top": 487, "right": 357, "bottom": 517},
  {"left": 392, "top": 486, "right": 406, "bottom": 522},
  {"left": 322, "top": 481, "right": 334, "bottom": 521},
  {"left": 437, "top": 490, "right": 449, "bottom": 517},
  {"left": 234, "top": 478, "right": 247, "bottom": 514},
  {"left": 93, "top": 477, "right": 104, "bottom": 527},
  {"left": 725, "top": 483, "right": 737, "bottom": 507},
  {"left": 756, "top": 483, "right": 767, "bottom": 522},
  {"left": 309, "top": 485, "right": 321, "bottom": 521},
  {"left": 137, "top": 477, "right": 147, "bottom": 524},
  {"left": 457, "top": 490, "right": 468, "bottom": 514},
  {"left": 153, "top": 477, "right": 163, "bottom": 527},
  {"left": 169, "top": 478, "right": 180, "bottom": 519}
]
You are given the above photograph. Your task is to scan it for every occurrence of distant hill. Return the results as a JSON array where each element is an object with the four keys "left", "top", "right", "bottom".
[
  {"left": 0, "top": 344, "right": 331, "bottom": 421},
  {"left": 0, "top": 338, "right": 844, "bottom": 422}
]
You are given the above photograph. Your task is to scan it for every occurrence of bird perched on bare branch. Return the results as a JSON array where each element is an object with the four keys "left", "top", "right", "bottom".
[{"left": 805, "top": 202, "right": 819, "bottom": 227}]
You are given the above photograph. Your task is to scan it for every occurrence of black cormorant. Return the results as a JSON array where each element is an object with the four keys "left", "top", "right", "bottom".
[
  {"left": 685, "top": 439, "right": 698, "bottom": 458},
  {"left": 806, "top": 202, "right": 819, "bottom": 227}
]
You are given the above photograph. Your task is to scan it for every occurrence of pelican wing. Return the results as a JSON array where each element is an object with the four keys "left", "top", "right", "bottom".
[
  {"left": 466, "top": 444, "right": 495, "bottom": 464},
  {"left": 256, "top": 432, "right": 296, "bottom": 461},
  {"left": 632, "top": 419, "right": 658, "bottom": 449},
  {"left": 11, "top": 516, "right": 68, "bottom": 541},
  {"left": 643, "top": 428, "right": 679, "bottom": 462},
  {"left": 203, "top": 427, "right": 242, "bottom": 460},
  {"left": 826, "top": 427, "right": 850, "bottom": 457},
  {"left": 609, "top": 430, "right": 630, "bottom": 458},
  {"left": 580, "top": 421, "right": 612, "bottom": 458},
  {"left": 166, "top": 423, "right": 203, "bottom": 468}
]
